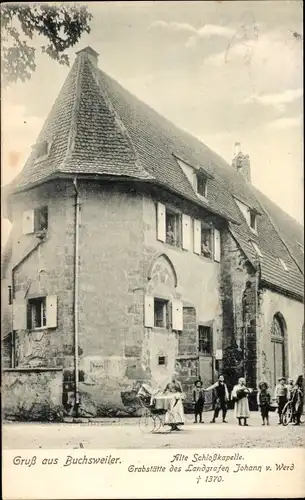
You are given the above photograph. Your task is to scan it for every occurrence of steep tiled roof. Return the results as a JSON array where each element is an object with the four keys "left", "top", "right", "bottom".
[{"left": 5, "top": 48, "right": 304, "bottom": 300}]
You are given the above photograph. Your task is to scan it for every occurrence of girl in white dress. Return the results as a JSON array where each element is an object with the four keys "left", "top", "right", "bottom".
[{"left": 163, "top": 373, "right": 185, "bottom": 431}]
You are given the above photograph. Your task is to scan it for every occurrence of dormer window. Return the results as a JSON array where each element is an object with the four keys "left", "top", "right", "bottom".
[
  {"left": 196, "top": 173, "right": 207, "bottom": 197},
  {"left": 249, "top": 211, "right": 257, "bottom": 231},
  {"left": 234, "top": 198, "right": 258, "bottom": 233},
  {"left": 174, "top": 156, "right": 211, "bottom": 199},
  {"left": 278, "top": 258, "right": 288, "bottom": 271},
  {"left": 33, "top": 140, "right": 50, "bottom": 161}
]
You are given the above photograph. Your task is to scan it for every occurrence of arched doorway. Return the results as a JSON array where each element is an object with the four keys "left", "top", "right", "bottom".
[{"left": 270, "top": 314, "right": 286, "bottom": 386}]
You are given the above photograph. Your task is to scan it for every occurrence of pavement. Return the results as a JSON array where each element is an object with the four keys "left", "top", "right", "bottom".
[{"left": 3, "top": 410, "right": 305, "bottom": 449}]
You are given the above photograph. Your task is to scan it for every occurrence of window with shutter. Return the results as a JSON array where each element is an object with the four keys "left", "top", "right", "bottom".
[
  {"left": 13, "top": 300, "right": 27, "bottom": 330},
  {"left": 172, "top": 299, "right": 183, "bottom": 331},
  {"left": 157, "top": 202, "right": 166, "bottom": 242},
  {"left": 213, "top": 229, "right": 221, "bottom": 262},
  {"left": 144, "top": 295, "right": 154, "bottom": 328},
  {"left": 27, "top": 297, "right": 47, "bottom": 329},
  {"left": 182, "top": 214, "right": 191, "bottom": 250},
  {"left": 46, "top": 295, "right": 57, "bottom": 328},
  {"left": 165, "top": 208, "right": 181, "bottom": 247},
  {"left": 22, "top": 210, "right": 35, "bottom": 234},
  {"left": 153, "top": 298, "right": 169, "bottom": 328},
  {"left": 201, "top": 222, "right": 212, "bottom": 259},
  {"left": 193, "top": 219, "right": 201, "bottom": 254}
]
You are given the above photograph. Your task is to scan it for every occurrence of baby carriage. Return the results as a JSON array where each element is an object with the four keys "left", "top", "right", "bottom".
[{"left": 137, "top": 383, "right": 183, "bottom": 433}]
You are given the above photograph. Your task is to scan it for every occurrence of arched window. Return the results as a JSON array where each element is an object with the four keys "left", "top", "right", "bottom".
[{"left": 270, "top": 314, "right": 286, "bottom": 386}]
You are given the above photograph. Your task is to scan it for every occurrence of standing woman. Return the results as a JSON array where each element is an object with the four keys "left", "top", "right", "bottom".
[
  {"left": 232, "top": 377, "right": 251, "bottom": 426},
  {"left": 292, "top": 375, "right": 304, "bottom": 426},
  {"left": 163, "top": 373, "right": 185, "bottom": 431}
]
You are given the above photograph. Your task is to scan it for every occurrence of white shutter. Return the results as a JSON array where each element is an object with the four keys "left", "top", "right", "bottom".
[
  {"left": 213, "top": 229, "right": 221, "bottom": 262},
  {"left": 144, "top": 295, "right": 154, "bottom": 328},
  {"left": 46, "top": 295, "right": 57, "bottom": 328},
  {"left": 172, "top": 299, "right": 183, "bottom": 331},
  {"left": 193, "top": 219, "right": 201, "bottom": 254},
  {"left": 157, "top": 202, "right": 166, "bottom": 242},
  {"left": 182, "top": 214, "right": 191, "bottom": 250},
  {"left": 22, "top": 209, "right": 34, "bottom": 234},
  {"left": 13, "top": 300, "right": 27, "bottom": 330}
]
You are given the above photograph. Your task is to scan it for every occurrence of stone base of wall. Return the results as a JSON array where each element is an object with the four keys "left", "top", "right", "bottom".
[{"left": 2, "top": 368, "right": 63, "bottom": 421}]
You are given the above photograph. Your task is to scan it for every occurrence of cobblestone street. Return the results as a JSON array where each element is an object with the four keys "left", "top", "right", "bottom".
[{"left": 3, "top": 411, "right": 305, "bottom": 449}]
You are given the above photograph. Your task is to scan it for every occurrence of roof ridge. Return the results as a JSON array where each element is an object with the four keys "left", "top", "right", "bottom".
[
  {"left": 249, "top": 185, "right": 304, "bottom": 275},
  {"left": 63, "top": 52, "right": 84, "bottom": 165}
]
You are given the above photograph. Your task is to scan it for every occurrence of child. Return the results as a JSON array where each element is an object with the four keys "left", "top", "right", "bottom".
[
  {"left": 274, "top": 377, "right": 288, "bottom": 425},
  {"left": 257, "top": 381, "right": 271, "bottom": 426},
  {"left": 193, "top": 380, "right": 205, "bottom": 423}
]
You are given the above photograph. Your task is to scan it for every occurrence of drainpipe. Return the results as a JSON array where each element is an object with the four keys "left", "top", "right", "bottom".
[{"left": 73, "top": 177, "right": 80, "bottom": 417}]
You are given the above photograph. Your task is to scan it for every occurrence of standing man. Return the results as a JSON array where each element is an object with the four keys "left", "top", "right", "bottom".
[
  {"left": 205, "top": 375, "right": 229, "bottom": 423},
  {"left": 274, "top": 377, "right": 288, "bottom": 425}
]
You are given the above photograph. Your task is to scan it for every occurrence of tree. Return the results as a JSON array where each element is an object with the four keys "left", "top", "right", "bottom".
[{"left": 1, "top": 4, "right": 92, "bottom": 87}]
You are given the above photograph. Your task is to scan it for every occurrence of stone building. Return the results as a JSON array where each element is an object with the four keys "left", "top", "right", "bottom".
[{"left": 2, "top": 47, "right": 304, "bottom": 419}]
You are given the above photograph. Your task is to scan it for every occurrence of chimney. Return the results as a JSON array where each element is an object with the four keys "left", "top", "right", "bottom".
[
  {"left": 232, "top": 142, "right": 251, "bottom": 182},
  {"left": 76, "top": 46, "right": 99, "bottom": 67}
]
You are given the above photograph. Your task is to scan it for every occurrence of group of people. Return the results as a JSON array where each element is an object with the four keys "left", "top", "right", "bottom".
[
  {"left": 192, "top": 375, "right": 252, "bottom": 426},
  {"left": 184, "top": 373, "right": 304, "bottom": 428},
  {"left": 256, "top": 375, "right": 304, "bottom": 426},
  {"left": 146, "top": 372, "right": 304, "bottom": 432}
]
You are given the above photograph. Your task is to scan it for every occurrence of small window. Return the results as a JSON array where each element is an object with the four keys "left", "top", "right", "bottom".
[
  {"left": 198, "top": 326, "right": 212, "bottom": 356},
  {"left": 250, "top": 211, "right": 257, "bottom": 231},
  {"left": 154, "top": 298, "right": 169, "bottom": 328},
  {"left": 34, "top": 206, "right": 48, "bottom": 232},
  {"left": 251, "top": 241, "right": 263, "bottom": 257},
  {"left": 278, "top": 258, "right": 288, "bottom": 271},
  {"left": 165, "top": 209, "right": 181, "bottom": 247},
  {"left": 8, "top": 285, "right": 12, "bottom": 305},
  {"left": 27, "top": 297, "right": 47, "bottom": 330},
  {"left": 158, "top": 355, "right": 167, "bottom": 366},
  {"left": 197, "top": 173, "right": 207, "bottom": 197},
  {"left": 201, "top": 223, "right": 212, "bottom": 258}
]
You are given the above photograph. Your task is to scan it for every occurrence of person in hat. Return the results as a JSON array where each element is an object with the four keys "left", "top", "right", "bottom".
[
  {"left": 205, "top": 375, "right": 229, "bottom": 423},
  {"left": 257, "top": 381, "right": 271, "bottom": 426},
  {"left": 192, "top": 379, "right": 205, "bottom": 423},
  {"left": 274, "top": 376, "right": 288, "bottom": 425}
]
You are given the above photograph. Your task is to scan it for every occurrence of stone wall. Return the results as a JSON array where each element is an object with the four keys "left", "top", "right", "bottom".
[
  {"left": 75, "top": 182, "right": 146, "bottom": 416},
  {"left": 10, "top": 180, "right": 76, "bottom": 369},
  {"left": 2, "top": 368, "right": 63, "bottom": 421},
  {"left": 142, "top": 193, "right": 223, "bottom": 398},
  {"left": 220, "top": 230, "right": 258, "bottom": 389}
]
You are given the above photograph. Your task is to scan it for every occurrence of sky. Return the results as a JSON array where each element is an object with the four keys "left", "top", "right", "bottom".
[{"left": 1, "top": 1, "right": 303, "bottom": 247}]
